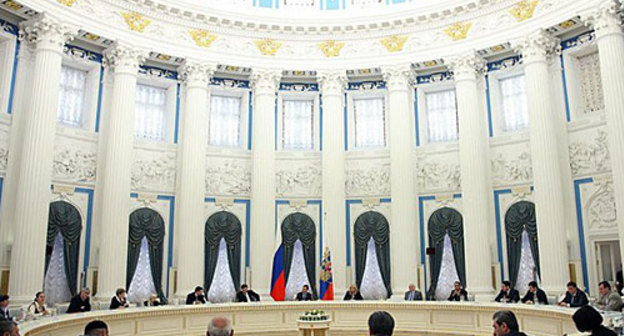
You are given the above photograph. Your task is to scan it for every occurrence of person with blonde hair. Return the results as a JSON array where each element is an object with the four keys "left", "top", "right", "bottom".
[{"left": 343, "top": 284, "right": 363, "bottom": 300}]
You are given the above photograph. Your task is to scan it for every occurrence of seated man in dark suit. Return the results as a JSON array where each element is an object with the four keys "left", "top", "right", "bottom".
[
  {"left": 494, "top": 281, "right": 520, "bottom": 303},
  {"left": 404, "top": 283, "right": 423, "bottom": 301},
  {"left": 236, "top": 284, "right": 260, "bottom": 302},
  {"left": 558, "top": 281, "right": 588, "bottom": 307},
  {"left": 448, "top": 281, "right": 469, "bottom": 301},
  {"left": 186, "top": 286, "right": 206, "bottom": 305},
  {"left": 0, "top": 295, "right": 12, "bottom": 321},
  {"left": 67, "top": 288, "right": 92, "bottom": 313},
  {"left": 295, "top": 285, "right": 314, "bottom": 301},
  {"left": 521, "top": 281, "right": 548, "bottom": 305},
  {"left": 109, "top": 288, "right": 130, "bottom": 310}
]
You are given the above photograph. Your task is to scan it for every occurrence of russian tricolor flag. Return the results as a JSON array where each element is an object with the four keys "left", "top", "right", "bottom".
[
  {"left": 270, "top": 244, "right": 286, "bottom": 301},
  {"left": 319, "top": 247, "right": 334, "bottom": 300}
]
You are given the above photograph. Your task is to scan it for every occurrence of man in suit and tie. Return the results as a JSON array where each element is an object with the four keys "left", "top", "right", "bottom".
[
  {"left": 404, "top": 284, "right": 423, "bottom": 301},
  {"left": 0, "top": 295, "right": 12, "bottom": 321},
  {"left": 494, "top": 281, "right": 520, "bottom": 303},
  {"left": 295, "top": 285, "right": 314, "bottom": 301},
  {"left": 236, "top": 284, "right": 260, "bottom": 302},
  {"left": 186, "top": 286, "right": 206, "bottom": 305},
  {"left": 558, "top": 281, "right": 589, "bottom": 308}
]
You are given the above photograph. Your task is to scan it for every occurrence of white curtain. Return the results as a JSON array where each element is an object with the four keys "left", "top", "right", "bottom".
[
  {"left": 209, "top": 95, "right": 242, "bottom": 147},
  {"left": 500, "top": 74, "right": 529, "bottom": 132},
  {"left": 425, "top": 90, "right": 458, "bottom": 143},
  {"left": 515, "top": 230, "right": 538, "bottom": 295},
  {"left": 285, "top": 240, "right": 312, "bottom": 300},
  {"left": 282, "top": 100, "right": 314, "bottom": 150},
  {"left": 57, "top": 65, "right": 87, "bottom": 128},
  {"left": 435, "top": 234, "right": 461, "bottom": 301},
  {"left": 360, "top": 238, "right": 387, "bottom": 300},
  {"left": 354, "top": 97, "right": 386, "bottom": 149},
  {"left": 44, "top": 233, "right": 72, "bottom": 305},
  {"left": 207, "top": 238, "right": 237, "bottom": 303},
  {"left": 135, "top": 84, "right": 167, "bottom": 141},
  {"left": 127, "top": 237, "right": 157, "bottom": 304}
]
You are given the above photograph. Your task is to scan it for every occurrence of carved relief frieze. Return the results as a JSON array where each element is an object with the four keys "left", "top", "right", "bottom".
[
  {"left": 131, "top": 150, "right": 176, "bottom": 192},
  {"left": 345, "top": 160, "right": 391, "bottom": 197},
  {"left": 275, "top": 160, "right": 322, "bottom": 197},
  {"left": 569, "top": 129, "right": 610, "bottom": 177},
  {"left": 586, "top": 178, "right": 617, "bottom": 231},
  {"left": 205, "top": 159, "right": 251, "bottom": 196},
  {"left": 415, "top": 156, "right": 461, "bottom": 192},
  {"left": 491, "top": 151, "right": 533, "bottom": 186},
  {"left": 53, "top": 137, "right": 97, "bottom": 184}
]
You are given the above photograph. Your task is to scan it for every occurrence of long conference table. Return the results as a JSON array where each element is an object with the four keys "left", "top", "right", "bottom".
[{"left": 20, "top": 301, "right": 580, "bottom": 336}]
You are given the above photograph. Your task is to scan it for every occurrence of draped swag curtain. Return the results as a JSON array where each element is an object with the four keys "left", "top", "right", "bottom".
[
  {"left": 204, "top": 211, "right": 242, "bottom": 292},
  {"left": 427, "top": 207, "right": 466, "bottom": 300},
  {"left": 354, "top": 211, "right": 392, "bottom": 298},
  {"left": 127, "top": 208, "right": 166, "bottom": 302},
  {"left": 505, "top": 201, "right": 540, "bottom": 289},
  {"left": 282, "top": 213, "right": 317, "bottom": 298},
  {"left": 45, "top": 201, "right": 82, "bottom": 296}
]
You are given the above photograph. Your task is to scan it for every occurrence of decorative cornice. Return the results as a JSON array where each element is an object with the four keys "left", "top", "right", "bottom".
[
  {"left": 347, "top": 81, "right": 387, "bottom": 91},
  {"left": 104, "top": 43, "right": 147, "bottom": 75},
  {"left": 446, "top": 52, "right": 486, "bottom": 81},
  {"left": 57, "top": 0, "right": 77, "bottom": 6},
  {"left": 20, "top": 13, "right": 75, "bottom": 53},
  {"left": 581, "top": 0, "right": 623, "bottom": 40},
  {"left": 179, "top": 61, "right": 216, "bottom": 88},
  {"left": 381, "top": 65, "right": 414, "bottom": 91},
  {"left": 513, "top": 29, "right": 560, "bottom": 64},
  {"left": 279, "top": 83, "right": 319, "bottom": 92},
  {"left": 210, "top": 77, "right": 250, "bottom": 89},
  {"left": 317, "top": 71, "right": 347, "bottom": 97},
  {"left": 139, "top": 65, "right": 178, "bottom": 80},
  {"left": 63, "top": 44, "right": 103, "bottom": 64},
  {"left": 251, "top": 69, "right": 282, "bottom": 95}
]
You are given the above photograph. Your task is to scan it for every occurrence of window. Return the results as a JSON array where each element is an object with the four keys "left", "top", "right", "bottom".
[
  {"left": 282, "top": 99, "right": 314, "bottom": 150},
  {"left": 577, "top": 51, "right": 604, "bottom": 114},
  {"left": 209, "top": 95, "right": 242, "bottom": 147},
  {"left": 353, "top": 97, "right": 385, "bottom": 149},
  {"left": 135, "top": 84, "right": 167, "bottom": 141},
  {"left": 425, "top": 90, "right": 458, "bottom": 143},
  {"left": 57, "top": 65, "right": 87, "bottom": 128},
  {"left": 499, "top": 74, "right": 529, "bottom": 132}
]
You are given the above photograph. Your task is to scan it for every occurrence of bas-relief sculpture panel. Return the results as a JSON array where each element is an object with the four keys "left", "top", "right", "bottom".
[
  {"left": 568, "top": 127, "right": 610, "bottom": 177},
  {"left": 52, "top": 134, "right": 98, "bottom": 185},
  {"left": 585, "top": 178, "right": 617, "bottom": 232},
  {"left": 0, "top": 123, "right": 9, "bottom": 176},
  {"left": 490, "top": 142, "right": 533, "bottom": 187},
  {"left": 131, "top": 147, "right": 176, "bottom": 193},
  {"left": 205, "top": 158, "right": 251, "bottom": 197},
  {"left": 345, "top": 158, "right": 390, "bottom": 197},
  {"left": 275, "top": 160, "right": 321, "bottom": 198},
  {"left": 415, "top": 152, "right": 460, "bottom": 193}
]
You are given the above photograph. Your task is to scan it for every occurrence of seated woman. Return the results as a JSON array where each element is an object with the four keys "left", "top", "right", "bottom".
[
  {"left": 572, "top": 306, "right": 617, "bottom": 336},
  {"left": 109, "top": 288, "right": 130, "bottom": 310},
  {"left": 144, "top": 294, "right": 161, "bottom": 307},
  {"left": 27, "top": 291, "right": 50, "bottom": 318},
  {"left": 343, "top": 284, "right": 363, "bottom": 301},
  {"left": 448, "top": 281, "right": 469, "bottom": 301}
]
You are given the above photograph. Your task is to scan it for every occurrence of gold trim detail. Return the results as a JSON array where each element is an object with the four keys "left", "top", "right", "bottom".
[
  {"left": 121, "top": 11, "right": 151, "bottom": 32},
  {"left": 255, "top": 39, "right": 282, "bottom": 56},
  {"left": 3, "top": 1, "right": 23, "bottom": 11},
  {"left": 444, "top": 22, "right": 472, "bottom": 41},
  {"left": 57, "top": 0, "right": 77, "bottom": 6},
  {"left": 380, "top": 35, "right": 408, "bottom": 53},
  {"left": 318, "top": 40, "right": 345, "bottom": 57},
  {"left": 189, "top": 29, "right": 218, "bottom": 48},
  {"left": 510, "top": 0, "right": 539, "bottom": 22}
]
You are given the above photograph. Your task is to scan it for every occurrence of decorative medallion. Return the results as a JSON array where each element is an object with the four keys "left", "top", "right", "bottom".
[
  {"left": 255, "top": 39, "right": 282, "bottom": 56},
  {"left": 83, "top": 32, "right": 100, "bottom": 41},
  {"left": 189, "top": 29, "right": 217, "bottom": 48},
  {"left": 121, "top": 12, "right": 151, "bottom": 32},
  {"left": 318, "top": 40, "right": 345, "bottom": 57},
  {"left": 57, "top": 0, "right": 77, "bottom": 6},
  {"left": 2, "top": 0, "right": 23, "bottom": 11},
  {"left": 510, "top": 0, "right": 539, "bottom": 22},
  {"left": 444, "top": 22, "right": 472, "bottom": 41},
  {"left": 380, "top": 35, "right": 408, "bottom": 53}
]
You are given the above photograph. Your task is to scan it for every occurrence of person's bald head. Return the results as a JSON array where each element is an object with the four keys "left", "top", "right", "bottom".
[{"left": 207, "top": 316, "right": 233, "bottom": 336}]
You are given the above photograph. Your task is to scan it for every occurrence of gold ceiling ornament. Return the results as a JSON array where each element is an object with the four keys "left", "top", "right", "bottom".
[
  {"left": 444, "top": 22, "right": 472, "bottom": 41},
  {"left": 83, "top": 32, "right": 100, "bottom": 41},
  {"left": 380, "top": 35, "right": 408, "bottom": 53},
  {"left": 318, "top": 40, "right": 345, "bottom": 57},
  {"left": 57, "top": 0, "right": 77, "bottom": 6},
  {"left": 189, "top": 29, "right": 218, "bottom": 48},
  {"left": 509, "top": 0, "right": 539, "bottom": 22},
  {"left": 255, "top": 39, "right": 282, "bottom": 56},
  {"left": 121, "top": 11, "right": 151, "bottom": 32},
  {"left": 3, "top": 1, "right": 23, "bottom": 11}
]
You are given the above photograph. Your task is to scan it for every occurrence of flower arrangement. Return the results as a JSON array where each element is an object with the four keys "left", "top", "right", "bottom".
[{"left": 298, "top": 310, "right": 329, "bottom": 322}]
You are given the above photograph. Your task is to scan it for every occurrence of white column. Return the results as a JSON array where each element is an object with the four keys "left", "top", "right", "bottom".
[
  {"left": 583, "top": 1, "right": 624, "bottom": 267},
  {"left": 447, "top": 54, "right": 494, "bottom": 298},
  {"left": 95, "top": 44, "right": 145, "bottom": 299},
  {"left": 249, "top": 69, "right": 281, "bottom": 295},
  {"left": 382, "top": 65, "right": 419, "bottom": 296},
  {"left": 515, "top": 30, "right": 569, "bottom": 294},
  {"left": 318, "top": 71, "right": 347, "bottom": 293},
  {"left": 8, "top": 14, "right": 73, "bottom": 302},
  {"left": 175, "top": 61, "right": 214, "bottom": 297}
]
